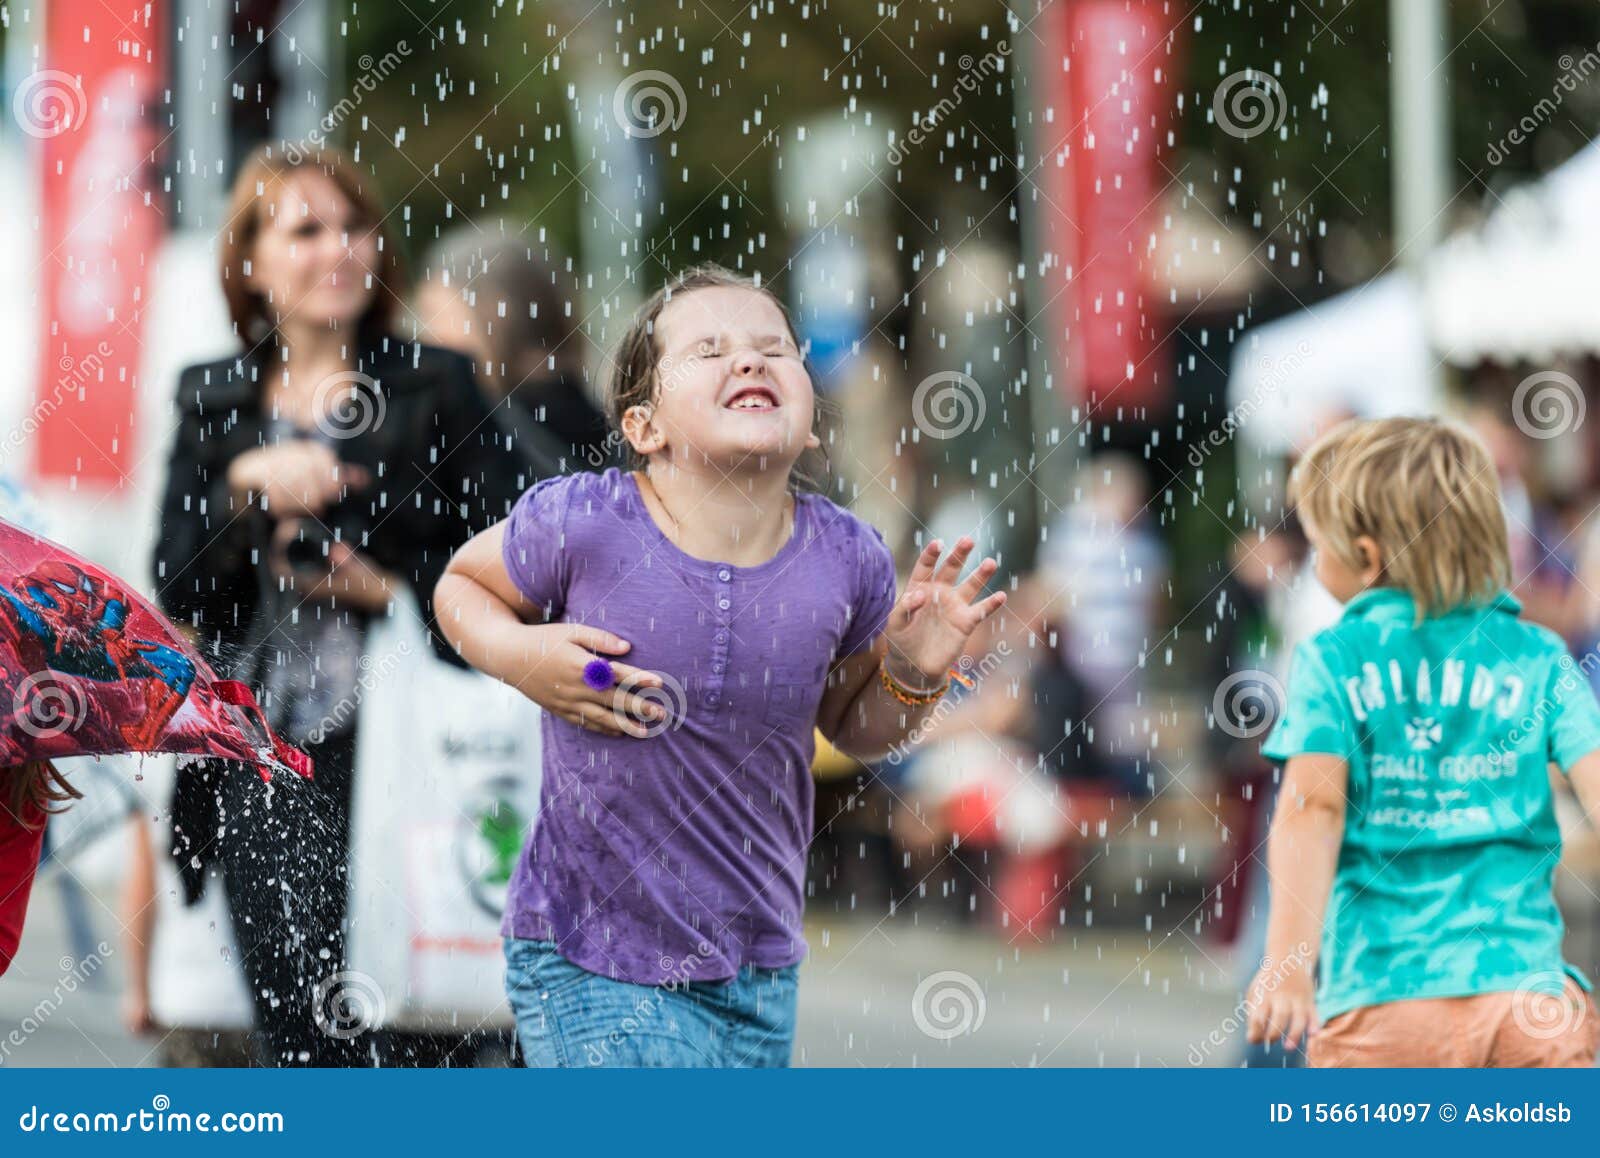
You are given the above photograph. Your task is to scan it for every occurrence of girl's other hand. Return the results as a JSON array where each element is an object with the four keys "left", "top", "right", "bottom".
[{"left": 515, "top": 623, "right": 671, "bottom": 739}]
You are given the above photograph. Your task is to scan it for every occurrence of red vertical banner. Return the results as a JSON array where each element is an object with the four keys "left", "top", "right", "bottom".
[
  {"left": 31, "top": 0, "right": 166, "bottom": 489},
  {"left": 1040, "top": 0, "right": 1180, "bottom": 413}
]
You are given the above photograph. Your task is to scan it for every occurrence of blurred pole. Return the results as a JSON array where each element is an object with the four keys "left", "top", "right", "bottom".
[
  {"left": 1013, "top": 3, "right": 1070, "bottom": 571},
  {"left": 173, "top": 0, "right": 230, "bottom": 230},
  {"left": 565, "top": 12, "right": 650, "bottom": 392},
  {"left": 1389, "top": 0, "right": 1450, "bottom": 392},
  {"left": 273, "top": 0, "right": 332, "bottom": 147}
]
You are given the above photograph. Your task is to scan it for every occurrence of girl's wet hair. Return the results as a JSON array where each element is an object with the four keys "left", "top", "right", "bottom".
[
  {"left": 605, "top": 263, "right": 834, "bottom": 492},
  {"left": 7, "top": 760, "right": 81, "bottom": 828}
]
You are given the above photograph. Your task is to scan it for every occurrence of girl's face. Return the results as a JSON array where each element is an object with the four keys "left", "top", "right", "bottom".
[
  {"left": 247, "top": 171, "right": 380, "bottom": 333},
  {"left": 639, "top": 286, "right": 816, "bottom": 471}
]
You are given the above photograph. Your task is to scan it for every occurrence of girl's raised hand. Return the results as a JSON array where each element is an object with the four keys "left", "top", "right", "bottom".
[{"left": 882, "top": 537, "right": 1007, "bottom": 686}]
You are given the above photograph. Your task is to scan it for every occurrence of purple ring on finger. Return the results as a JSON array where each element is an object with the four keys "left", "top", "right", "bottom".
[{"left": 582, "top": 657, "right": 617, "bottom": 692}]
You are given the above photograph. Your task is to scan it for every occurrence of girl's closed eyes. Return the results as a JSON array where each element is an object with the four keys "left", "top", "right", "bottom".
[{"left": 681, "top": 334, "right": 798, "bottom": 360}]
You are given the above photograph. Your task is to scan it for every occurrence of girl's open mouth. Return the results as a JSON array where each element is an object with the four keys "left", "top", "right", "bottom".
[{"left": 723, "top": 385, "right": 781, "bottom": 411}]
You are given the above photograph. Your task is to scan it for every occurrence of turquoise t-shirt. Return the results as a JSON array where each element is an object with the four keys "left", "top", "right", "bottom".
[{"left": 1262, "top": 587, "right": 1600, "bottom": 1021}]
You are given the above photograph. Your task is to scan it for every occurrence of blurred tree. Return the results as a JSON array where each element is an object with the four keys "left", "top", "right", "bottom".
[{"left": 1181, "top": 0, "right": 1600, "bottom": 293}]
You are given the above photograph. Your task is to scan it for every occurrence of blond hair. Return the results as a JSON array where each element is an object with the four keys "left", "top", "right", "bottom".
[{"left": 1288, "top": 417, "right": 1512, "bottom": 618}]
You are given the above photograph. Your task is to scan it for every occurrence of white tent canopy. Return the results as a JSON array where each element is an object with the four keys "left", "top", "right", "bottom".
[
  {"left": 1231, "top": 140, "right": 1600, "bottom": 446},
  {"left": 1425, "top": 143, "right": 1600, "bottom": 367},
  {"left": 1225, "top": 273, "right": 1437, "bottom": 455}
]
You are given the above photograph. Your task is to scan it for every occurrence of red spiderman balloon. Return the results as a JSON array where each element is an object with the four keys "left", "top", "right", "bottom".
[{"left": 0, "top": 519, "right": 310, "bottom": 781}]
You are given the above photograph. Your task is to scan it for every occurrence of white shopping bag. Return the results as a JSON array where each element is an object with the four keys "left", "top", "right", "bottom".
[
  {"left": 345, "top": 592, "right": 542, "bottom": 1031},
  {"left": 139, "top": 756, "right": 255, "bottom": 1032}
]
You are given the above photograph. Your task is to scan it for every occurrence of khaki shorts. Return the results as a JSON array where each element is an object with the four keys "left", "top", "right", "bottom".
[{"left": 1308, "top": 977, "right": 1599, "bottom": 1068}]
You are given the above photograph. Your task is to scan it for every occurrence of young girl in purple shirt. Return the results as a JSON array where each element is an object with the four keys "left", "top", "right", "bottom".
[{"left": 436, "top": 265, "right": 1006, "bottom": 1067}]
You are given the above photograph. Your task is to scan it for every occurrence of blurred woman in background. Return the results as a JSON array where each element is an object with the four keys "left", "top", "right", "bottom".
[{"left": 153, "top": 146, "right": 531, "bottom": 1066}]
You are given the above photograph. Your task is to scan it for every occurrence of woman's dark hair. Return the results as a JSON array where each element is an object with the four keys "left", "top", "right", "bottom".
[
  {"left": 606, "top": 263, "right": 834, "bottom": 492},
  {"left": 6, "top": 760, "right": 80, "bottom": 828},
  {"left": 218, "top": 144, "right": 407, "bottom": 346},
  {"left": 422, "top": 226, "right": 584, "bottom": 392}
]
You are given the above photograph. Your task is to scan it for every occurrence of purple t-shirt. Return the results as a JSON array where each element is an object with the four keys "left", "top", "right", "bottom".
[{"left": 498, "top": 467, "right": 897, "bottom": 985}]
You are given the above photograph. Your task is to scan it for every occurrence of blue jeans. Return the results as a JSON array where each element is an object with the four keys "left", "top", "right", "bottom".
[{"left": 503, "top": 938, "right": 800, "bottom": 1067}]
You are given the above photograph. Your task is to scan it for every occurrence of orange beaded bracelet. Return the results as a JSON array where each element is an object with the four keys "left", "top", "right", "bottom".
[{"left": 878, "top": 660, "right": 952, "bottom": 706}]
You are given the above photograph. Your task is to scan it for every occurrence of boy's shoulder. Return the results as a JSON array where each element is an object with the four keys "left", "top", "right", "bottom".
[
  {"left": 1517, "top": 616, "right": 1568, "bottom": 652},
  {"left": 1300, "top": 594, "right": 1568, "bottom": 668},
  {"left": 1293, "top": 619, "right": 1368, "bottom": 675}
]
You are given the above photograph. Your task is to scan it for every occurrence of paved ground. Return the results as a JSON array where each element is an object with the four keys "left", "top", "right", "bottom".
[
  {"left": 1, "top": 868, "right": 1248, "bottom": 1068},
  {"left": 796, "top": 918, "right": 1245, "bottom": 1067}
]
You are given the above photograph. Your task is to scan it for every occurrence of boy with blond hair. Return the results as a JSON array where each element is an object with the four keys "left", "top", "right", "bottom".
[{"left": 1247, "top": 416, "right": 1600, "bottom": 1067}]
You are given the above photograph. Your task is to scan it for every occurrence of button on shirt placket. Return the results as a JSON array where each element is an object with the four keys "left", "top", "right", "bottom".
[{"left": 708, "top": 567, "right": 732, "bottom": 709}]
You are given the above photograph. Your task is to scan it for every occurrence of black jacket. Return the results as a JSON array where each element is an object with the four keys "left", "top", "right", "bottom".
[
  {"left": 152, "top": 336, "right": 552, "bottom": 675},
  {"left": 155, "top": 337, "right": 566, "bottom": 909},
  {"left": 504, "top": 368, "right": 619, "bottom": 472}
]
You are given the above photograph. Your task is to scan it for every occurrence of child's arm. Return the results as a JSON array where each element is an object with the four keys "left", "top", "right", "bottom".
[
  {"left": 119, "top": 813, "right": 157, "bottom": 1035},
  {"left": 817, "top": 638, "right": 943, "bottom": 762},
  {"left": 818, "top": 536, "right": 1005, "bottom": 763},
  {"left": 1246, "top": 751, "right": 1349, "bottom": 1052},
  {"left": 434, "top": 523, "right": 669, "bottom": 738},
  {"left": 1567, "top": 751, "right": 1600, "bottom": 829}
]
